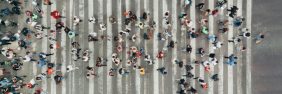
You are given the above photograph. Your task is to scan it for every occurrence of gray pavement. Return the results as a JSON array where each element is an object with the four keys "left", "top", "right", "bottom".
[
  {"left": 0, "top": 0, "right": 253, "bottom": 94},
  {"left": 252, "top": 0, "right": 282, "bottom": 94}
]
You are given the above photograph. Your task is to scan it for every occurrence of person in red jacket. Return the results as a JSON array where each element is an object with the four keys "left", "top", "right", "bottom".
[{"left": 51, "top": 10, "right": 61, "bottom": 19}]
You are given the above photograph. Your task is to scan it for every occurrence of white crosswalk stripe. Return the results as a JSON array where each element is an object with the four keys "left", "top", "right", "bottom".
[
  {"left": 153, "top": 0, "right": 160, "bottom": 94},
  {"left": 106, "top": 0, "right": 113, "bottom": 94},
  {"left": 246, "top": 0, "right": 253, "bottom": 94},
  {"left": 88, "top": 0, "right": 95, "bottom": 93},
  {"left": 227, "top": 0, "right": 234, "bottom": 94},
  {"left": 116, "top": 0, "right": 123, "bottom": 94},
  {"left": 208, "top": 0, "right": 215, "bottom": 94}
]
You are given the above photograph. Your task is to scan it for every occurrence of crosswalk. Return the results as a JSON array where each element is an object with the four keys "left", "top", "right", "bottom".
[{"left": 20, "top": 0, "right": 253, "bottom": 94}]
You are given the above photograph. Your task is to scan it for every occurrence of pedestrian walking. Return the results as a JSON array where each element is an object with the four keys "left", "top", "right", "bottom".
[
  {"left": 66, "top": 65, "right": 79, "bottom": 72},
  {"left": 88, "top": 16, "right": 96, "bottom": 23},
  {"left": 157, "top": 67, "right": 167, "bottom": 75}
]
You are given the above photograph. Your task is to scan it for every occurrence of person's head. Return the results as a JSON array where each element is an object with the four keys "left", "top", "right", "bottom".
[
  {"left": 260, "top": 35, "right": 265, "bottom": 38},
  {"left": 242, "top": 47, "right": 246, "bottom": 50},
  {"left": 245, "top": 32, "right": 251, "bottom": 37},
  {"left": 163, "top": 71, "right": 167, "bottom": 74},
  {"left": 165, "top": 12, "right": 169, "bottom": 16},
  {"left": 166, "top": 21, "right": 169, "bottom": 25},
  {"left": 36, "top": 77, "right": 41, "bottom": 80}
]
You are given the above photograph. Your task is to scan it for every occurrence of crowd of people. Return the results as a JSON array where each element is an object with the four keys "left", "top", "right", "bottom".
[{"left": 0, "top": 0, "right": 264, "bottom": 94}]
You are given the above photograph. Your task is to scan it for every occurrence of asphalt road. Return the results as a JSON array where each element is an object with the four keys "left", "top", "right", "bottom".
[{"left": 252, "top": 0, "right": 282, "bottom": 94}]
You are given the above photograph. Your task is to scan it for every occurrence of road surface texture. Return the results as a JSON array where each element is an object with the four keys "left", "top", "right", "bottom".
[
  {"left": 0, "top": 0, "right": 252, "bottom": 94},
  {"left": 252, "top": 0, "right": 282, "bottom": 94}
]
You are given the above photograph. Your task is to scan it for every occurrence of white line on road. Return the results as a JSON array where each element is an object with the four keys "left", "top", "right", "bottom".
[
  {"left": 190, "top": 0, "right": 196, "bottom": 87},
  {"left": 171, "top": 0, "right": 178, "bottom": 94},
  {"left": 98, "top": 0, "right": 104, "bottom": 93},
  {"left": 237, "top": 0, "right": 243, "bottom": 93},
  {"left": 135, "top": 0, "right": 141, "bottom": 93},
  {"left": 208, "top": 0, "right": 215, "bottom": 94},
  {"left": 88, "top": 0, "right": 95, "bottom": 94},
  {"left": 116, "top": 0, "right": 122, "bottom": 94},
  {"left": 41, "top": 1, "right": 48, "bottom": 93},
  {"left": 106, "top": 0, "right": 113, "bottom": 93},
  {"left": 61, "top": 1, "right": 67, "bottom": 94},
  {"left": 227, "top": 0, "right": 234, "bottom": 94},
  {"left": 50, "top": 1, "right": 57, "bottom": 94},
  {"left": 218, "top": 2, "right": 225, "bottom": 94},
  {"left": 153, "top": 0, "right": 160, "bottom": 94},
  {"left": 246, "top": 0, "right": 252, "bottom": 94}
]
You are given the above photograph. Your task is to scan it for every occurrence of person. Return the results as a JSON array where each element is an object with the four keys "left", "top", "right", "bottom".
[
  {"left": 174, "top": 59, "right": 184, "bottom": 68},
  {"left": 216, "top": 0, "right": 227, "bottom": 9},
  {"left": 228, "top": 37, "right": 241, "bottom": 45},
  {"left": 183, "top": 44, "right": 192, "bottom": 53},
  {"left": 88, "top": 16, "right": 96, "bottom": 23},
  {"left": 109, "top": 16, "right": 117, "bottom": 24},
  {"left": 157, "top": 67, "right": 167, "bottom": 75},
  {"left": 255, "top": 33, "right": 265, "bottom": 44},
  {"left": 167, "top": 40, "right": 175, "bottom": 48},
  {"left": 100, "top": 23, "right": 106, "bottom": 31},
  {"left": 44, "top": 0, "right": 52, "bottom": 5},
  {"left": 141, "top": 12, "right": 148, "bottom": 20},
  {"left": 66, "top": 65, "right": 79, "bottom": 72},
  {"left": 108, "top": 68, "right": 117, "bottom": 76},
  {"left": 240, "top": 31, "right": 251, "bottom": 38},
  {"left": 39, "top": 52, "right": 53, "bottom": 59},
  {"left": 184, "top": 0, "right": 192, "bottom": 7},
  {"left": 156, "top": 51, "right": 165, "bottom": 59},
  {"left": 96, "top": 57, "right": 107, "bottom": 67},
  {"left": 185, "top": 64, "right": 193, "bottom": 71},
  {"left": 118, "top": 68, "right": 129, "bottom": 76},
  {"left": 86, "top": 66, "right": 96, "bottom": 79},
  {"left": 144, "top": 54, "right": 153, "bottom": 65},
  {"left": 35, "top": 73, "right": 47, "bottom": 81},
  {"left": 0, "top": 40, "right": 11, "bottom": 46},
  {"left": 212, "top": 41, "right": 223, "bottom": 49},
  {"left": 73, "top": 16, "right": 82, "bottom": 26},
  {"left": 54, "top": 74, "right": 63, "bottom": 84},
  {"left": 164, "top": 11, "right": 169, "bottom": 19},
  {"left": 183, "top": 72, "right": 194, "bottom": 78},
  {"left": 22, "top": 55, "right": 36, "bottom": 62},
  {"left": 227, "top": 6, "right": 238, "bottom": 18},
  {"left": 224, "top": 54, "right": 238, "bottom": 65},
  {"left": 26, "top": 79, "right": 37, "bottom": 89},
  {"left": 82, "top": 50, "right": 90, "bottom": 62},
  {"left": 187, "top": 86, "right": 197, "bottom": 93},
  {"left": 136, "top": 22, "right": 144, "bottom": 29},
  {"left": 211, "top": 74, "right": 219, "bottom": 81},
  {"left": 233, "top": 17, "right": 244, "bottom": 27},
  {"left": 196, "top": 2, "right": 204, "bottom": 10},
  {"left": 55, "top": 22, "right": 64, "bottom": 30},
  {"left": 51, "top": 10, "right": 62, "bottom": 19},
  {"left": 198, "top": 78, "right": 208, "bottom": 89},
  {"left": 197, "top": 48, "right": 205, "bottom": 57}
]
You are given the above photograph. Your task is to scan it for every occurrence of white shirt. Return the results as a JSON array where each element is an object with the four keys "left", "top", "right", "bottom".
[
  {"left": 23, "top": 55, "right": 31, "bottom": 62},
  {"left": 89, "top": 16, "right": 96, "bottom": 23},
  {"left": 100, "top": 24, "right": 106, "bottom": 31},
  {"left": 202, "top": 61, "right": 210, "bottom": 67}
]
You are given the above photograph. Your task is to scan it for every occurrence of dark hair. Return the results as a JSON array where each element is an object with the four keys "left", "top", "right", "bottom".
[{"left": 260, "top": 35, "right": 265, "bottom": 38}]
